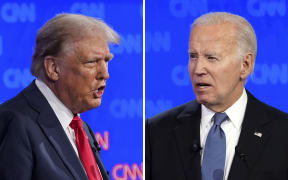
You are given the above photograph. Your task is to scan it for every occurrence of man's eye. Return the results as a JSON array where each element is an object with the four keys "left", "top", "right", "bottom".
[
  {"left": 87, "top": 60, "right": 97, "bottom": 64},
  {"left": 207, "top": 56, "right": 217, "bottom": 61},
  {"left": 189, "top": 53, "right": 198, "bottom": 60}
]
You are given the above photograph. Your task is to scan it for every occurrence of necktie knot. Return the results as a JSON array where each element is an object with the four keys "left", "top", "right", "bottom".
[
  {"left": 213, "top": 112, "right": 227, "bottom": 126},
  {"left": 70, "top": 116, "right": 83, "bottom": 130}
]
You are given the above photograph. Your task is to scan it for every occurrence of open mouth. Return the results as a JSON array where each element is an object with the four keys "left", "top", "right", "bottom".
[
  {"left": 196, "top": 83, "right": 211, "bottom": 89},
  {"left": 94, "top": 85, "right": 106, "bottom": 98},
  {"left": 96, "top": 86, "right": 105, "bottom": 92}
]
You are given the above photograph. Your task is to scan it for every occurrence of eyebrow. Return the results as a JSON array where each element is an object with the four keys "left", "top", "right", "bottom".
[
  {"left": 187, "top": 51, "right": 221, "bottom": 59},
  {"left": 188, "top": 49, "right": 197, "bottom": 54},
  {"left": 91, "top": 53, "right": 114, "bottom": 61},
  {"left": 204, "top": 52, "right": 217, "bottom": 56}
]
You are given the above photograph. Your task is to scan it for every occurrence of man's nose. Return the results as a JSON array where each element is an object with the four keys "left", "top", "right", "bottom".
[
  {"left": 194, "top": 58, "right": 207, "bottom": 76},
  {"left": 97, "top": 61, "right": 109, "bottom": 80}
]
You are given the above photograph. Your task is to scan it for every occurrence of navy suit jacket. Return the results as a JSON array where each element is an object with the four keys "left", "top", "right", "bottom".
[
  {"left": 0, "top": 81, "right": 110, "bottom": 180},
  {"left": 146, "top": 90, "right": 288, "bottom": 180}
]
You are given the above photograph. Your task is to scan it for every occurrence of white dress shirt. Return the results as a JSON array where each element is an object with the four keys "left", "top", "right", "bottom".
[
  {"left": 35, "top": 79, "right": 79, "bottom": 157},
  {"left": 200, "top": 89, "right": 248, "bottom": 180}
]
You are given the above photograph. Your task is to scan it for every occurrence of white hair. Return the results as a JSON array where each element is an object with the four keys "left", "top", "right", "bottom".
[
  {"left": 192, "top": 12, "right": 257, "bottom": 69},
  {"left": 31, "top": 13, "right": 120, "bottom": 77}
]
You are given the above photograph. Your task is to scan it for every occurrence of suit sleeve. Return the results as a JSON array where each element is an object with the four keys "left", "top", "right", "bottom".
[
  {"left": 0, "top": 111, "right": 33, "bottom": 180},
  {"left": 145, "top": 119, "right": 151, "bottom": 180}
]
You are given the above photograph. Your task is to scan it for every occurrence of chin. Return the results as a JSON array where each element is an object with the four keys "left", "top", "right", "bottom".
[
  {"left": 90, "top": 101, "right": 101, "bottom": 109},
  {"left": 92, "top": 99, "right": 102, "bottom": 107},
  {"left": 196, "top": 95, "right": 208, "bottom": 104},
  {"left": 83, "top": 99, "right": 102, "bottom": 111}
]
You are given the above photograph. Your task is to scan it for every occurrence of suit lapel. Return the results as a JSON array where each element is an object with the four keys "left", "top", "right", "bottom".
[
  {"left": 23, "top": 81, "right": 88, "bottom": 180},
  {"left": 228, "top": 91, "right": 271, "bottom": 180},
  {"left": 173, "top": 102, "right": 202, "bottom": 180}
]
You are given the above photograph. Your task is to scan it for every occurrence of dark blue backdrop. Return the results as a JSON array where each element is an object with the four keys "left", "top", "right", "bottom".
[
  {"left": 0, "top": 0, "right": 143, "bottom": 179},
  {"left": 146, "top": 0, "right": 288, "bottom": 118}
]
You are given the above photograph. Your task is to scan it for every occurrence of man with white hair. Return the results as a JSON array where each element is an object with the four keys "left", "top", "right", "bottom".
[
  {"left": 146, "top": 12, "right": 288, "bottom": 180},
  {"left": 0, "top": 14, "right": 119, "bottom": 180}
]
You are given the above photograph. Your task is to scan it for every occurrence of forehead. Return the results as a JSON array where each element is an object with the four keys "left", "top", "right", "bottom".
[
  {"left": 72, "top": 35, "right": 111, "bottom": 58},
  {"left": 75, "top": 35, "right": 109, "bottom": 50},
  {"left": 189, "top": 23, "right": 237, "bottom": 50}
]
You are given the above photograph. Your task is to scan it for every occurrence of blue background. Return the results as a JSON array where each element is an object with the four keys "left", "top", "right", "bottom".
[
  {"left": 0, "top": 0, "right": 143, "bottom": 179},
  {"left": 1, "top": 0, "right": 288, "bottom": 179},
  {"left": 146, "top": 0, "right": 288, "bottom": 118}
]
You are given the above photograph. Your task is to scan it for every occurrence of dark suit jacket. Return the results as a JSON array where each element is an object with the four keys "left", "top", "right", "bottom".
[
  {"left": 146, "top": 90, "right": 288, "bottom": 180},
  {"left": 0, "top": 81, "right": 110, "bottom": 180}
]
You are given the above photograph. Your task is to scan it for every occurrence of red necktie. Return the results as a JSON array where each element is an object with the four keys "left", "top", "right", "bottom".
[{"left": 70, "top": 116, "right": 103, "bottom": 180}]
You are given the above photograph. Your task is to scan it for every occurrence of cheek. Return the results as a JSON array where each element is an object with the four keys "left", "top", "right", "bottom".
[
  {"left": 87, "top": 70, "right": 98, "bottom": 81},
  {"left": 188, "top": 62, "right": 195, "bottom": 76},
  {"left": 226, "top": 66, "right": 241, "bottom": 83},
  {"left": 216, "top": 69, "right": 241, "bottom": 92},
  {"left": 78, "top": 68, "right": 97, "bottom": 80}
]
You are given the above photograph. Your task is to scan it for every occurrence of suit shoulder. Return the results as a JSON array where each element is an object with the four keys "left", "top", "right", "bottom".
[
  {"left": 251, "top": 95, "right": 288, "bottom": 118},
  {"left": 249, "top": 95, "right": 288, "bottom": 124},
  {"left": 0, "top": 87, "right": 38, "bottom": 117},
  {"left": 247, "top": 91, "right": 288, "bottom": 119},
  {"left": 147, "top": 101, "right": 198, "bottom": 127},
  {"left": 1, "top": 91, "right": 27, "bottom": 112},
  {"left": 261, "top": 102, "right": 288, "bottom": 120},
  {"left": 0, "top": 90, "right": 38, "bottom": 136}
]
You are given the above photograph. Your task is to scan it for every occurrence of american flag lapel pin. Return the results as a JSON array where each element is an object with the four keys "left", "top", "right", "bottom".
[{"left": 254, "top": 131, "right": 262, "bottom": 138}]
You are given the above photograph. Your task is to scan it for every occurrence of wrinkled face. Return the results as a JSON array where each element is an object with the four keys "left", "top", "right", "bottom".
[
  {"left": 55, "top": 35, "right": 112, "bottom": 114},
  {"left": 189, "top": 23, "right": 247, "bottom": 112}
]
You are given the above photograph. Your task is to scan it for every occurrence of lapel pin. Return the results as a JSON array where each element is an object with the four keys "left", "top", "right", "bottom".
[{"left": 254, "top": 132, "right": 262, "bottom": 138}]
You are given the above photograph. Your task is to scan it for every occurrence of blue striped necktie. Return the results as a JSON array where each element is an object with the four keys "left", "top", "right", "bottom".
[{"left": 202, "top": 112, "right": 227, "bottom": 180}]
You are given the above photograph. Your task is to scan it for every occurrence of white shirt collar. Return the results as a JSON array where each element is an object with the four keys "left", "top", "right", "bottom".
[
  {"left": 225, "top": 89, "right": 247, "bottom": 129},
  {"left": 201, "top": 89, "right": 248, "bottom": 129},
  {"left": 35, "top": 79, "right": 74, "bottom": 129},
  {"left": 201, "top": 104, "right": 215, "bottom": 127}
]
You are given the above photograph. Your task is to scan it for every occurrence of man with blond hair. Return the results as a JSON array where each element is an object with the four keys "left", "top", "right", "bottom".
[
  {"left": 0, "top": 14, "right": 119, "bottom": 180},
  {"left": 146, "top": 12, "right": 288, "bottom": 180}
]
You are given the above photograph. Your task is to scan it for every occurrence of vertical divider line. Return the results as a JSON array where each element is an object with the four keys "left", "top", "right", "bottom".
[{"left": 142, "top": 0, "right": 146, "bottom": 179}]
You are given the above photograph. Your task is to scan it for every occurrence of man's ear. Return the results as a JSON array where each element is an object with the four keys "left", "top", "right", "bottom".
[
  {"left": 43, "top": 56, "right": 60, "bottom": 81},
  {"left": 240, "top": 52, "right": 254, "bottom": 80}
]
